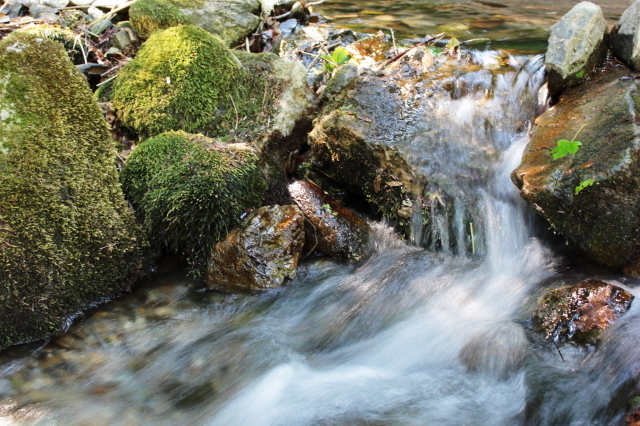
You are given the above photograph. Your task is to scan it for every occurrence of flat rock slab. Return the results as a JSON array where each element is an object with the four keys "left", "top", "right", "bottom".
[
  {"left": 512, "top": 63, "right": 640, "bottom": 273},
  {"left": 206, "top": 205, "right": 305, "bottom": 292}
]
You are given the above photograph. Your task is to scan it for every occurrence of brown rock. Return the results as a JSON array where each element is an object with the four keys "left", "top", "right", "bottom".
[
  {"left": 288, "top": 180, "right": 371, "bottom": 262},
  {"left": 532, "top": 280, "right": 634, "bottom": 344},
  {"left": 206, "top": 205, "right": 305, "bottom": 292}
]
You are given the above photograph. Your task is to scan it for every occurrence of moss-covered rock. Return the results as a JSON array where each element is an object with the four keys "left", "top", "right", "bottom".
[
  {"left": 129, "top": 0, "right": 260, "bottom": 45},
  {"left": 0, "top": 33, "right": 147, "bottom": 349},
  {"left": 120, "top": 131, "right": 266, "bottom": 276},
  {"left": 14, "top": 24, "right": 84, "bottom": 64},
  {"left": 112, "top": 25, "right": 256, "bottom": 140}
]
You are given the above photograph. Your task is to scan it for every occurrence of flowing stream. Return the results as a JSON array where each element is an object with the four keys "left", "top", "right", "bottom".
[{"left": 1, "top": 2, "right": 640, "bottom": 425}]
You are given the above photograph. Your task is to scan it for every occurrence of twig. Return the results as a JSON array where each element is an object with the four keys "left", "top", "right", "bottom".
[
  {"left": 73, "top": 34, "right": 87, "bottom": 64},
  {"left": 389, "top": 28, "right": 397, "bottom": 56},
  {"left": 302, "top": 215, "right": 320, "bottom": 259},
  {"left": 272, "top": 0, "right": 328, "bottom": 20},
  {"left": 469, "top": 222, "right": 475, "bottom": 255},
  {"left": 380, "top": 32, "right": 445, "bottom": 68},
  {"left": 245, "top": 37, "right": 250, "bottom": 53},
  {"left": 228, "top": 94, "right": 239, "bottom": 130},
  {"left": 0, "top": 0, "right": 8, "bottom": 13},
  {"left": 553, "top": 339, "right": 565, "bottom": 362},
  {"left": 87, "top": 0, "right": 136, "bottom": 28},
  {"left": 96, "top": 74, "right": 117, "bottom": 87}
]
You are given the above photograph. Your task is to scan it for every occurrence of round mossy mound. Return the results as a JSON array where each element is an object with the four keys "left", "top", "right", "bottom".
[
  {"left": 112, "top": 25, "right": 266, "bottom": 140},
  {"left": 0, "top": 33, "right": 148, "bottom": 349},
  {"left": 120, "top": 131, "right": 266, "bottom": 276}
]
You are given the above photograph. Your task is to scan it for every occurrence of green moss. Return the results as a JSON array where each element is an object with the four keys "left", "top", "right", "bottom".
[
  {"left": 129, "top": 0, "right": 197, "bottom": 39},
  {"left": 120, "top": 131, "right": 266, "bottom": 277},
  {"left": 112, "top": 25, "right": 272, "bottom": 141},
  {"left": 0, "top": 33, "right": 148, "bottom": 349}
]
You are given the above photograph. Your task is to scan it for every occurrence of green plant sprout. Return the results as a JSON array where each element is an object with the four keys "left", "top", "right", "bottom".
[
  {"left": 322, "top": 204, "right": 339, "bottom": 216},
  {"left": 574, "top": 178, "right": 594, "bottom": 195},
  {"left": 575, "top": 70, "right": 586, "bottom": 79},
  {"left": 551, "top": 123, "right": 586, "bottom": 159},
  {"left": 322, "top": 47, "right": 350, "bottom": 72}
]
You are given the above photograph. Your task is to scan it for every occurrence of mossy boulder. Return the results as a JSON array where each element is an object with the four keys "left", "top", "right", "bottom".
[
  {"left": 119, "top": 131, "right": 266, "bottom": 276},
  {"left": 0, "top": 33, "right": 147, "bottom": 349},
  {"left": 512, "top": 63, "right": 640, "bottom": 274},
  {"left": 129, "top": 0, "right": 260, "bottom": 45},
  {"left": 112, "top": 25, "right": 254, "bottom": 140}
]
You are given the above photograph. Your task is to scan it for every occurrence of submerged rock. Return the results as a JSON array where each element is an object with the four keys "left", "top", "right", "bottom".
[
  {"left": 512, "top": 63, "right": 640, "bottom": 273},
  {"left": 611, "top": 0, "right": 640, "bottom": 72},
  {"left": 0, "top": 33, "right": 147, "bottom": 349},
  {"left": 288, "top": 180, "right": 370, "bottom": 262},
  {"left": 129, "top": 0, "right": 260, "bottom": 45},
  {"left": 206, "top": 205, "right": 305, "bottom": 292},
  {"left": 532, "top": 280, "right": 633, "bottom": 344},
  {"left": 459, "top": 322, "right": 528, "bottom": 379},
  {"left": 120, "top": 131, "right": 266, "bottom": 277},
  {"left": 545, "top": 1, "right": 609, "bottom": 98}
]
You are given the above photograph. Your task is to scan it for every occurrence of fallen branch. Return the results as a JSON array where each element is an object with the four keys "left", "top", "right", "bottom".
[
  {"left": 380, "top": 32, "right": 445, "bottom": 68},
  {"left": 273, "top": 0, "right": 328, "bottom": 20},
  {"left": 87, "top": 0, "right": 136, "bottom": 28}
]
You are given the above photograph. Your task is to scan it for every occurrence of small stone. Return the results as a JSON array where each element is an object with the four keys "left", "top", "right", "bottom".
[
  {"left": 89, "top": 18, "right": 112, "bottom": 35},
  {"left": 289, "top": 180, "right": 371, "bottom": 262},
  {"left": 532, "top": 280, "right": 634, "bottom": 344},
  {"left": 91, "top": 0, "right": 128, "bottom": 6},
  {"left": 69, "top": 0, "right": 93, "bottom": 5},
  {"left": 111, "top": 30, "right": 131, "bottom": 50},
  {"left": 42, "top": 0, "right": 69, "bottom": 9},
  {"left": 105, "top": 46, "right": 121, "bottom": 58},
  {"left": 322, "top": 63, "right": 357, "bottom": 99},
  {"left": 611, "top": 0, "right": 640, "bottom": 71},
  {"left": 206, "top": 205, "right": 306, "bottom": 292},
  {"left": 87, "top": 5, "right": 104, "bottom": 19},
  {"left": 28, "top": 4, "right": 58, "bottom": 19}
]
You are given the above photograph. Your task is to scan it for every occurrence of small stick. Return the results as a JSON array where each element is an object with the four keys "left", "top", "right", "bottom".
[
  {"left": 272, "top": 0, "right": 328, "bottom": 20},
  {"left": 380, "top": 32, "right": 445, "bottom": 68},
  {"left": 553, "top": 339, "right": 565, "bottom": 362},
  {"left": 469, "top": 222, "right": 475, "bottom": 255},
  {"left": 87, "top": 0, "right": 136, "bottom": 28},
  {"left": 389, "top": 28, "right": 397, "bottom": 56},
  {"left": 0, "top": 0, "right": 8, "bottom": 13},
  {"left": 228, "top": 94, "right": 239, "bottom": 130},
  {"left": 97, "top": 75, "right": 117, "bottom": 87},
  {"left": 245, "top": 37, "right": 250, "bottom": 52}
]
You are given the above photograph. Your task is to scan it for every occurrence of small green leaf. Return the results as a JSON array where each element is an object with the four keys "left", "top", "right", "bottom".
[
  {"left": 551, "top": 139, "right": 582, "bottom": 159},
  {"left": 575, "top": 69, "right": 586, "bottom": 79},
  {"left": 446, "top": 36, "right": 460, "bottom": 50},
  {"left": 574, "top": 178, "right": 594, "bottom": 195},
  {"left": 332, "top": 47, "right": 350, "bottom": 66}
]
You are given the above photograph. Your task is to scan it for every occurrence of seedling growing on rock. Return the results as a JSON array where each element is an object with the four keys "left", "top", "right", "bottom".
[
  {"left": 551, "top": 123, "right": 586, "bottom": 159},
  {"left": 574, "top": 178, "right": 594, "bottom": 195},
  {"left": 322, "top": 47, "right": 350, "bottom": 72}
]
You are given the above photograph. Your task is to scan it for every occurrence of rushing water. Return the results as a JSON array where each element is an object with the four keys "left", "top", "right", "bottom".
[{"left": 2, "top": 3, "right": 640, "bottom": 425}]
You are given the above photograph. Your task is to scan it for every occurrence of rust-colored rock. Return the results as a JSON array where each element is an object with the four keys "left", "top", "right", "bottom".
[
  {"left": 206, "top": 205, "right": 305, "bottom": 292},
  {"left": 532, "top": 280, "right": 633, "bottom": 344},
  {"left": 288, "top": 180, "right": 371, "bottom": 262},
  {"left": 512, "top": 63, "right": 640, "bottom": 274}
]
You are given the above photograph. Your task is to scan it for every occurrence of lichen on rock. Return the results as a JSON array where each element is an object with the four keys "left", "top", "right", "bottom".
[
  {"left": 0, "top": 32, "right": 147, "bottom": 349},
  {"left": 120, "top": 130, "right": 267, "bottom": 276}
]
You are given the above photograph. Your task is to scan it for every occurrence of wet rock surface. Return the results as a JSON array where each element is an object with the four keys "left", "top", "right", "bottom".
[
  {"left": 532, "top": 280, "right": 633, "bottom": 344},
  {"left": 288, "top": 180, "right": 371, "bottom": 262},
  {"left": 206, "top": 205, "right": 305, "bottom": 292},
  {"left": 611, "top": 0, "right": 640, "bottom": 72},
  {"left": 544, "top": 1, "right": 609, "bottom": 98},
  {"left": 512, "top": 62, "right": 640, "bottom": 273}
]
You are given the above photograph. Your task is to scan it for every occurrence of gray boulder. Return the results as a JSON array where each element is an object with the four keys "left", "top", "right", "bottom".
[
  {"left": 206, "top": 205, "right": 306, "bottom": 292},
  {"left": 545, "top": 1, "right": 609, "bottom": 98},
  {"left": 611, "top": 0, "right": 640, "bottom": 71}
]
